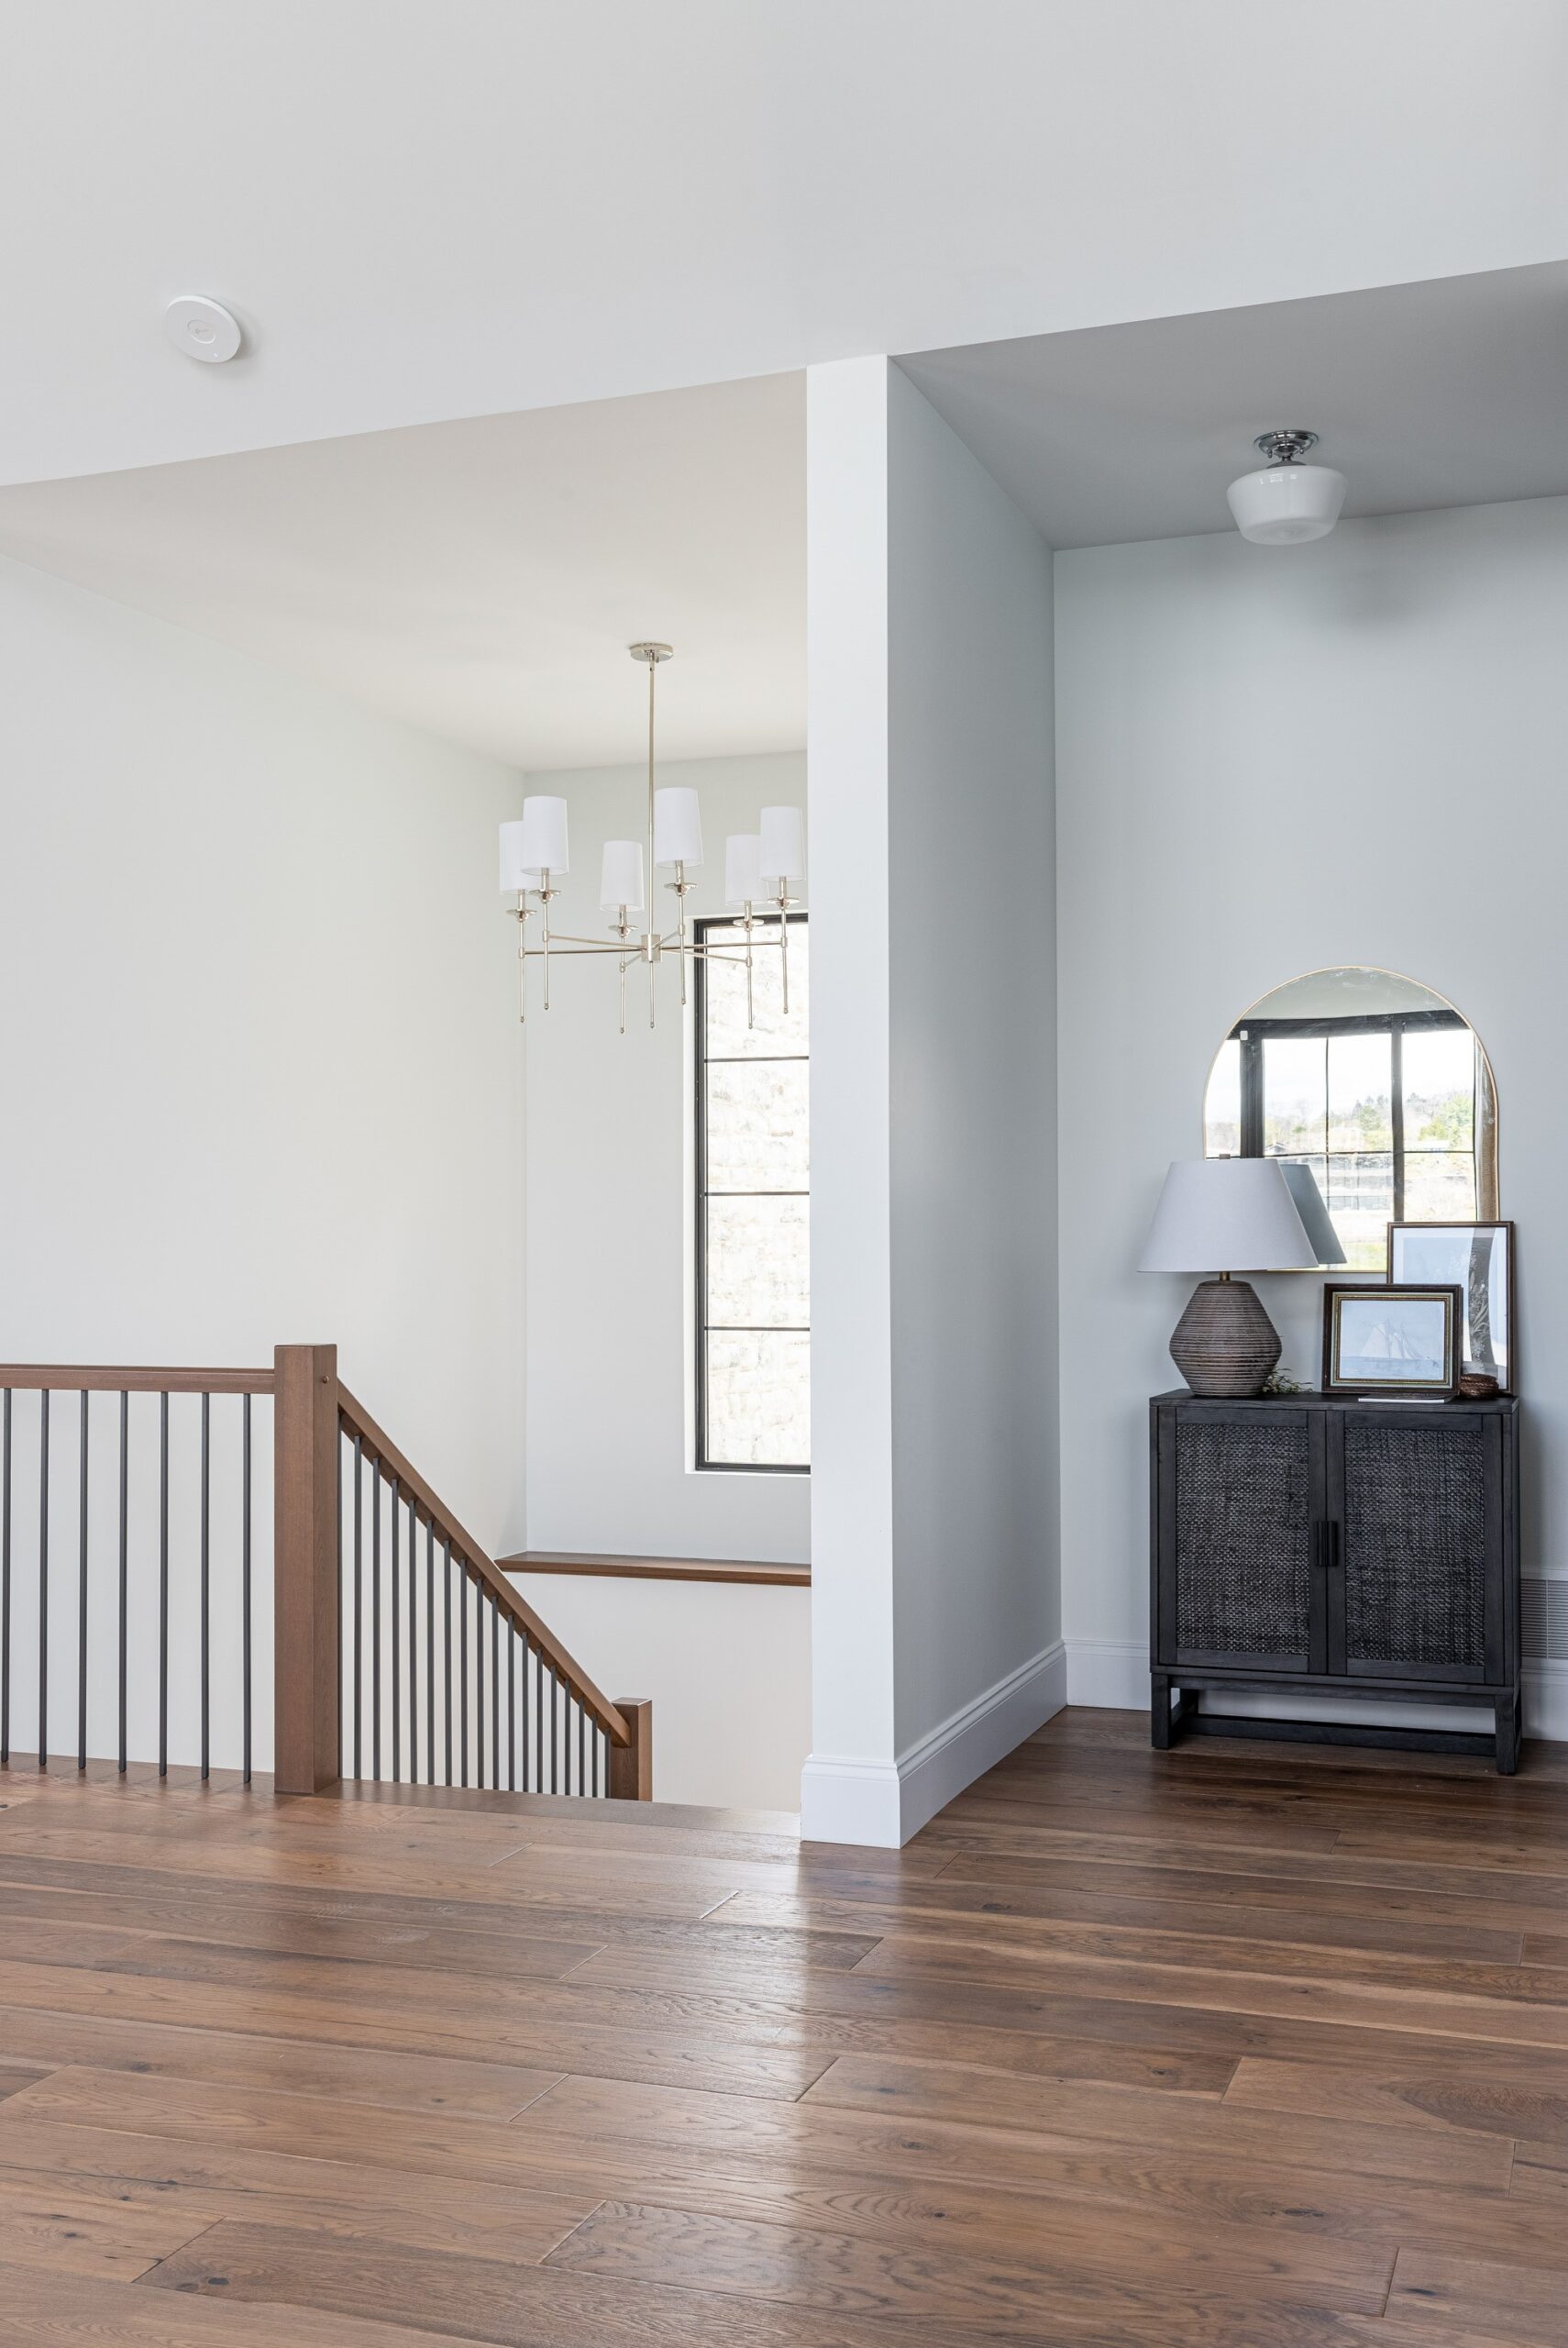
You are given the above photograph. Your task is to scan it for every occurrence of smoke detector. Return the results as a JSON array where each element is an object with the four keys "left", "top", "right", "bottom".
[{"left": 164, "top": 295, "right": 244, "bottom": 365}]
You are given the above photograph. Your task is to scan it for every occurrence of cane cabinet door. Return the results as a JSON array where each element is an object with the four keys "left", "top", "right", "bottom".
[
  {"left": 1326, "top": 1407, "right": 1503, "bottom": 1684},
  {"left": 1155, "top": 1404, "right": 1325, "bottom": 1674}
]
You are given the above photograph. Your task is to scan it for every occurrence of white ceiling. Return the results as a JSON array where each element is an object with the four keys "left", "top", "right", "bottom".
[
  {"left": 900, "top": 262, "right": 1568, "bottom": 548},
  {"left": 3, "top": 3, "right": 1566, "bottom": 488},
  {"left": 0, "top": 375, "right": 804, "bottom": 770}
]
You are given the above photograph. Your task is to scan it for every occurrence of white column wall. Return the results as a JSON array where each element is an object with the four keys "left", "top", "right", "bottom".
[{"left": 803, "top": 358, "right": 1060, "bottom": 1844}]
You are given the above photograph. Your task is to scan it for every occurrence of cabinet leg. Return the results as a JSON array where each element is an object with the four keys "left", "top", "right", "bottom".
[
  {"left": 1495, "top": 1691, "right": 1520, "bottom": 1776},
  {"left": 1151, "top": 1676, "right": 1172, "bottom": 1750}
]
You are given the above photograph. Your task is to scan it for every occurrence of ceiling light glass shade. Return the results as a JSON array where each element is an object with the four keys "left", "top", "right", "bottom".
[
  {"left": 724, "top": 833, "right": 763, "bottom": 908},
  {"left": 498, "top": 820, "right": 539, "bottom": 895},
  {"left": 653, "top": 786, "right": 703, "bottom": 868},
  {"left": 1227, "top": 461, "right": 1347, "bottom": 545},
  {"left": 758, "top": 804, "right": 805, "bottom": 887},
  {"left": 600, "top": 839, "right": 645, "bottom": 914},
  {"left": 518, "top": 794, "right": 569, "bottom": 874}
]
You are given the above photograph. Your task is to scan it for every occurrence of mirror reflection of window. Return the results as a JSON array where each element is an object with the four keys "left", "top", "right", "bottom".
[{"left": 1202, "top": 969, "right": 1496, "bottom": 1271}]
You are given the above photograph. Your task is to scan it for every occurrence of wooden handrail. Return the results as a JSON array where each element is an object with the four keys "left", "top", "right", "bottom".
[
  {"left": 0, "top": 1366, "right": 274, "bottom": 1394},
  {"left": 337, "top": 1383, "right": 631, "bottom": 1749}
]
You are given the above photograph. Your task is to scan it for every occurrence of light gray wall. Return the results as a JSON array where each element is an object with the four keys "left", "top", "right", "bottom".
[
  {"left": 0, "top": 552, "right": 526, "bottom": 1767},
  {"left": 887, "top": 363, "right": 1059, "bottom": 1754},
  {"left": 1055, "top": 496, "right": 1568, "bottom": 1688}
]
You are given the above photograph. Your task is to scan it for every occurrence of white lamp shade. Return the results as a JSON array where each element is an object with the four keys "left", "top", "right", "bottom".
[
  {"left": 723, "top": 833, "right": 763, "bottom": 908},
  {"left": 1138, "top": 1158, "right": 1320, "bottom": 1273},
  {"left": 1227, "top": 462, "right": 1347, "bottom": 546},
  {"left": 653, "top": 786, "right": 703, "bottom": 868},
  {"left": 498, "top": 820, "right": 539, "bottom": 895},
  {"left": 758, "top": 804, "right": 805, "bottom": 887},
  {"left": 518, "top": 794, "right": 569, "bottom": 874},
  {"left": 600, "top": 839, "right": 645, "bottom": 914}
]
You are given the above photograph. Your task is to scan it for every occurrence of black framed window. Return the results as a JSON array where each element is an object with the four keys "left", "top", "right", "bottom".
[
  {"left": 693, "top": 914, "right": 809, "bottom": 1472},
  {"left": 1210, "top": 1008, "right": 1479, "bottom": 1270}
]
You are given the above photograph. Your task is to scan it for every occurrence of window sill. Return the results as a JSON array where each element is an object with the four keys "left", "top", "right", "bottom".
[{"left": 499, "top": 1550, "right": 810, "bottom": 1589}]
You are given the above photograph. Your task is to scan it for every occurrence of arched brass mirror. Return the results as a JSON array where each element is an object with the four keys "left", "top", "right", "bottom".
[{"left": 1203, "top": 967, "right": 1498, "bottom": 1272}]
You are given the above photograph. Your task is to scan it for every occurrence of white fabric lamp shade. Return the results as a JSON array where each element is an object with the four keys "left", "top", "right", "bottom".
[
  {"left": 1138, "top": 1158, "right": 1319, "bottom": 1273},
  {"left": 1227, "top": 462, "right": 1347, "bottom": 545},
  {"left": 497, "top": 820, "right": 539, "bottom": 895},
  {"left": 600, "top": 839, "right": 645, "bottom": 914},
  {"left": 724, "top": 832, "right": 764, "bottom": 908},
  {"left": 653, "top": 786, "right": 703, "bottom": 868},
  {"left": 758, "top": 804, "right": 805, "bottom": 887},
  {"left": 518, "top": 795, "right": 569, "bottom": 874}
]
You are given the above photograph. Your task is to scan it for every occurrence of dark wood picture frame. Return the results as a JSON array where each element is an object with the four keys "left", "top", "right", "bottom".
[
  {"left": 1387, "top": 1220, "right": 1514, "bottom": 1395},
  {"left": 1321, "top": 1282, "right": 1463, "bottom": 1399}
]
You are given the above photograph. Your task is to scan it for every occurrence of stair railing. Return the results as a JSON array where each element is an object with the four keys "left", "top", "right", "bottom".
[{"left": 0, "top": 1345, "right": 651, "bottom": 1801}]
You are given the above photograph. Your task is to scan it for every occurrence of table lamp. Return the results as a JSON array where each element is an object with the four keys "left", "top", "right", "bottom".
[{"left": 1139, "top": 1159, "right": 1337, "bottom": 1397}]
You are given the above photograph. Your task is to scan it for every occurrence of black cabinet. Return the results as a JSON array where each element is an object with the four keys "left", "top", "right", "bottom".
[{"left": 1150, "top": 1391, "right": 1520, "bottom": 1770}]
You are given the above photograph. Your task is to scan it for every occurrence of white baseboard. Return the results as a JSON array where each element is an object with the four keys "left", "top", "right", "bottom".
[
  {"left": 801, "top": 1639, "right": 1066, "bottom": 1848},
  {"left": 1066, "top": 1636, "right": 1566, "bottom": 1744}
]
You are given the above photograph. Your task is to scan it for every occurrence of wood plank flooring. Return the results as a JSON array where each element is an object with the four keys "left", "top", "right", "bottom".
[{"left": 0, "top": 1711, "right": 1565, "bottom": 2344}]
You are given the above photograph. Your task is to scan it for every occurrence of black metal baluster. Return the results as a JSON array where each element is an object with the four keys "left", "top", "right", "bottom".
[
  {"left": 39, "top": 1390, "right": 50, "bottom": 1769},
  {"left": 508, "top": 1620, "right": 516, "bottom": 1792},
  {"left": 592, "top": 1724, "right": 601, "bottom": 1798},
  {"left": 158, "top": 1391, "right": 168, "bottom": 1778},
  {"left": 475, "top": 1582, "right": 485, "bottom": 1790},
  {"left": 550, "top": 1665, "right": 558, "bottom": 1794},
  {"left": 371, "top": 1467, "right": 381, "bottom": 1780},
  {"left": 390, "top": 1480, "right": 401, "bottom": 1784},
  {"left": 458, "top": 1563, "right": 469, "bottom": 1788},
  {"left": 199, "top": 1392, "right": 210, "bottom": 1781},
  {"left": 77, "top": 1391, "right": 89, "bottom": 1772},
  {"left": 117, "top": 1392, "right": 127, "bottom": 1775},
  {"left": 577, "top": 1705, "right": 585, "bottom": 1801},
  {"left": 443, "top": 1539, "right": 453, "bottom": 1787},
  {"left": 521, "top": 1634, "right": 530, "bottom": 1791},
  {"left": 491, "top": 1604, "right": 500, "bottom": 1789},
  {"left": 2, "top": 1390, "right": 12, "bottom": 1766},
  {"left": 425, "top": 1521, "right": 436, "bottom": 1787},
  {"left": 352, "top": 1434, "right": 362, "bottom": 1779},
  {"left": 241, "top": 1393, "right": 251, "bottom": 1787},
  {"left": 407, "top": 1496, "right": 418, "bottom": 1787},
  {"left": 535, "top": 1646, "right": 544, "bottom": 1791}
]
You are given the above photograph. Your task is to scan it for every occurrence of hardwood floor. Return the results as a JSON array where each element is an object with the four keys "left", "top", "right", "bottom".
[{"left": 0, "top": 1711, "right": 1566, "bottom": 2344}]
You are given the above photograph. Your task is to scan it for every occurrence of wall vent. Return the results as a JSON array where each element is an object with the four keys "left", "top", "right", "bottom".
[{"left": 1523, "top": 1574, "right": 1568, "bottom": 1662}]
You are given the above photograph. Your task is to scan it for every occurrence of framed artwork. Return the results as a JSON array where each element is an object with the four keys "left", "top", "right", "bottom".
[
  {"left": 1321, "top": 1283, "right": 1462, "bottom": 1399},
  {"left": 1388, "top": 1221, "right": 1513, "bottom": 1393}
]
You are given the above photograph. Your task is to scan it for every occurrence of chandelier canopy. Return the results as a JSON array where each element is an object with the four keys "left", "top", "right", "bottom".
[{"left": 499, "top": 644, "right": 805, "bottom": 1031}]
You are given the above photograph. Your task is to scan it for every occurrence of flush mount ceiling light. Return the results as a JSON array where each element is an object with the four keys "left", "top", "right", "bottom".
[
  {"left": 163, "top": 294, "right": 243, "bottom": 364},
  {"left": 498, "top": 644, "right": 806, "bottom": 1033},
  {"left": 1227, "top": 428, "right": 1347, "bottom": 545}
]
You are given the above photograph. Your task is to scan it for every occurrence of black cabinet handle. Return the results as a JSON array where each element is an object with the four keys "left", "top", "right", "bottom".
[{"left": 1326, "top": 1523, "right": 1342, "bottom": 1573}]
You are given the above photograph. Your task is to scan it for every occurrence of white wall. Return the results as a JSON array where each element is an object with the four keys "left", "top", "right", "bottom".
[
  {"left": 803, "top": 357, "right": 1059, "bottom": 1844},
  {"left": 522, "top": 749, "right": 809, "bottom": 1565},
  {"left": 1055, "top": 496, "right": 1568, "bottom": 1728},
  {"left": 512, "top": 1572, "right": 810, "bottom": 1812},
  {"left": 0, "top": 553, "right": 525, "bottom": 1769}
]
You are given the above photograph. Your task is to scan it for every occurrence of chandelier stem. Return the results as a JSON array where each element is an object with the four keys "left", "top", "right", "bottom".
[
  {"left": 778, "top": 893, "right": 790, "bottom": 1015},
  {"left": 646, "top": 654, "right": 657, "bottom": 951},
  {"left": 744, "top": 906, "right": 755, "bottom": 1029}
]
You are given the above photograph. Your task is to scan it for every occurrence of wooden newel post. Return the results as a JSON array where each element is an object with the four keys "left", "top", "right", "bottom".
[
  {"left": 273, "top": 1344, "right": 341, "bottom": 1795},
  {"left": 608, "top": 1698, "right": 653, "bottom": 1801}
]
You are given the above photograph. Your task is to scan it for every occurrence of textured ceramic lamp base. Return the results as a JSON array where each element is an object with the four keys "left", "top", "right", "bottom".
[{"left": 1169, "top": 1277, "right": 1282, "bottom": 1398}]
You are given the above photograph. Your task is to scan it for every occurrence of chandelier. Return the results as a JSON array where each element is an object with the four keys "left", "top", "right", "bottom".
[{"left": 499, "top": 643, "right": 805, "bottom": 1031}]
